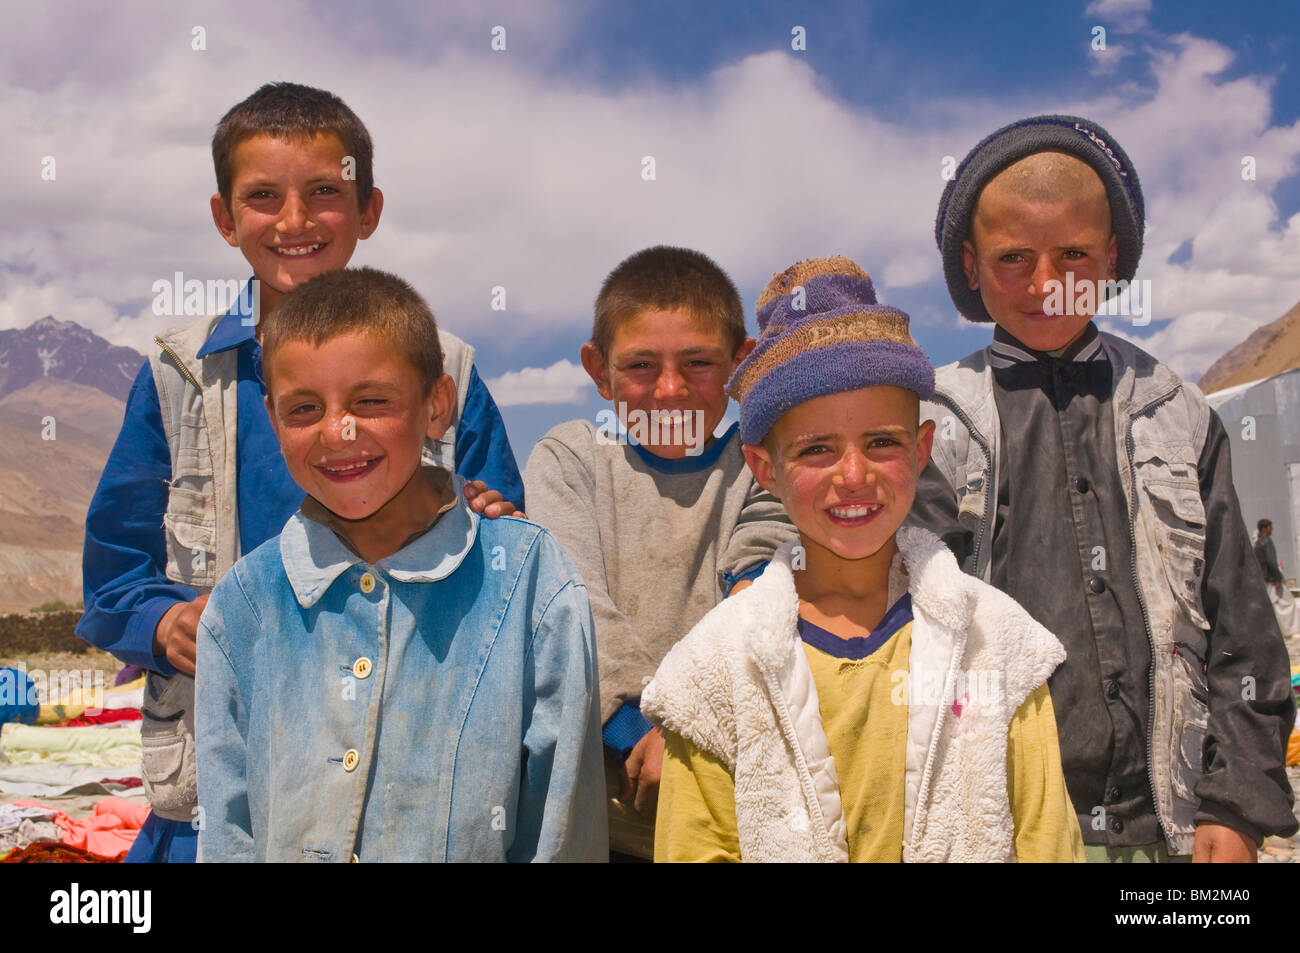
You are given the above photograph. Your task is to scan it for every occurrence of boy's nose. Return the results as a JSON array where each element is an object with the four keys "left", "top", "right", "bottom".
[
  {"left": 834, "top": 446, "right": 871, "bottom": 490},
  {"left": 654, "top": 366, "right": 688, "bottom": 400},
  {"left": 278, "top": 191, "right": 310, "bottom": 231},
  {"left": 1028, "top": 253, "right": 1060, "bottom": 298},
  {"left": 319, "top": 412, "right": 356, "bottom": 450}
]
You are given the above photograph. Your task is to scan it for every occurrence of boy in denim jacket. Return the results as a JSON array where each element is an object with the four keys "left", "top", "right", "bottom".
[
  {"left": 195, "top": 268, "right": 605, "bottom": 862},
  {"left": 78, "top": 83, "right": 523, "bottom": 861}
]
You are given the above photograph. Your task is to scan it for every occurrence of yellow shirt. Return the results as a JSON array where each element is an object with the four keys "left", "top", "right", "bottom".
[{"left": 655, "top": 620, "right": 1085, "bottom": 862}]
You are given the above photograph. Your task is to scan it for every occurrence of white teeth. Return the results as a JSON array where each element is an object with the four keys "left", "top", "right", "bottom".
[
  {"left": 830, "top": 504, "right": 881, "bottom": 519},
  {"left": 323, "top": 460, "right": 370, "bottom": 472},
  {"left": 275, "top": 244, "right": 323, "bottom": 256}
]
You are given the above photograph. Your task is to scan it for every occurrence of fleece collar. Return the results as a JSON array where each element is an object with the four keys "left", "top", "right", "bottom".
[{"left": 743, "top": 526, "right": 976, "bottom": 676}]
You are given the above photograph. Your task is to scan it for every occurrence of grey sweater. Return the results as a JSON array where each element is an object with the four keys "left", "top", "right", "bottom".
[{"left": 524, "top": 420, "right": 796, "bottom": 725}]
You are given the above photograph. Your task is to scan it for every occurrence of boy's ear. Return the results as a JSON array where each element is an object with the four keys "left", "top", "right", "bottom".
[
  {"left": 579, "top": 342, "right": 615, "bottom": 401},
  {"left": 731, "top": 336, "right": 757, "bottom": 370},
  {"left": 916, "top": 418, "right": 936, "bottom": 472},
  {"left": 1107, "top": 232, "right": 1118, "bottom": 280},
  {"left": 425, "top": 373, "right": 457, "bottom": 442},
  {"left": 358, "top": 187, "right": 384, "bottom": 241},
  {"left": 211, "top": 194, "right": 239, "bottom": 248},
  {"left": 742, "top": 442, "right": 779, "bottom": 500},
  {"left": 961, "top": 239, "right": 979, "bottom": 291}
]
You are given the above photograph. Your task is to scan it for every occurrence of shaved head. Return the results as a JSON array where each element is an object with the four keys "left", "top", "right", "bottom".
[{"left": 970, "top": 152, "right": 1112, "bottom": 252}]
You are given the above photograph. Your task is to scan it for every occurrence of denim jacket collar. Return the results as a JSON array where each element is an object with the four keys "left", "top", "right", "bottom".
[{"left": 279, "top": 467, "right": 479, "bottom": 607}]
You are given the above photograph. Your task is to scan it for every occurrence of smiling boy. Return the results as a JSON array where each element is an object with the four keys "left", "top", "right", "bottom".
[
  {"left": 523, "top": 245, "right": 796, "bottom": 858},
  {"left": 78, "top": 83, "right": 523, "bottom": 862},
  {"left": 195, "top": 268, "right": 605, "bottom": 862},
  {"left": 910, "top": 114, "right": 1296, "bottom": 861},
  {"left": 643, "top": 256, "right": 1083, "bottom": 862}
]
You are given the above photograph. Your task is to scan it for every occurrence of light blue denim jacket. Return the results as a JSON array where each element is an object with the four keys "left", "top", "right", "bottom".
[{"left": 194, "top": 469, "right": 607, "bottom": 862}]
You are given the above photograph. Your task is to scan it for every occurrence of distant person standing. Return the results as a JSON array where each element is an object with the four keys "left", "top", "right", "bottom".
[
  {"left": 1255, "top": 519, "right": 1285, "bottom": 591},
  {"left": 1255, "top": 519, "right": 1299, "bottom": 637}
]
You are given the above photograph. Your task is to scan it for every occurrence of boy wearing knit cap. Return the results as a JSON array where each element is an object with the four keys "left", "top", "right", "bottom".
[
  {"left": 523, "top": 246, "right": 797, "bottom": 859},
  {"left": 912, "top": 115, "right": 1296, "bottom": 862},
  {"left": 643, "top": 256, "right": 1084, "bottom": 862}
]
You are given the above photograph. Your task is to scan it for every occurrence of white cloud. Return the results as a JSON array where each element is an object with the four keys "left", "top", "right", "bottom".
[
  {"left": 1084, "top": 0, "right": 1152, "bottom": 29},
  {"left": 0, "top": 5, "right": 1297, "bottom": 392},
  {"left": 486, "top": 359, "right": 591, "bottom": 406}
]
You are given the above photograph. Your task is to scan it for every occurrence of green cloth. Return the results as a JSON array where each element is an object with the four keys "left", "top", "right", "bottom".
[{"left": 0, "top": 723, "right": 142, "bottom": 767}]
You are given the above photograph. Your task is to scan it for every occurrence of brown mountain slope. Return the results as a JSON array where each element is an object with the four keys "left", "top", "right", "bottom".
[
  {"left": 1199, "top": 301, "right": 1300, "bottom": 394},
  {"left": 0, "top": 378, "right": 125, "bottom": 613}
]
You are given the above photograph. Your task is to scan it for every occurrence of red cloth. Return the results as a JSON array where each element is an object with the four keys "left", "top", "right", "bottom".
[
  {"left": 13, "top": 797, "right": 151, "bottom": 862},
  {"left": 58, "top": 708, "right": 142, "bottom": 727}
]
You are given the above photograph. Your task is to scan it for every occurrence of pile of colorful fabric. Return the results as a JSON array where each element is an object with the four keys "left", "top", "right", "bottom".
[
  {"left": 0, "top": 798, "right": 149, "bottom": 861},
  {"left": 0, "top": 668, "right": 149, "bottom": 861}
]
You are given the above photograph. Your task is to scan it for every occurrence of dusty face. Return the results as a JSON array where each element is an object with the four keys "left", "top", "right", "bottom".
[
  {"left": 743, "top": 386, "right": 935, "bottom": 567},
  {"left": 962, "top": 167, "right": 1117, "bottom": 353},
  {"left": 580, "top": 308, "right": 753, "bottom": 459},
  {"left": 264, "top": 331, "right": 452, "bottom": 523},
  {"left": 211, "top": 132, "right": 383, "bottom": 315}
]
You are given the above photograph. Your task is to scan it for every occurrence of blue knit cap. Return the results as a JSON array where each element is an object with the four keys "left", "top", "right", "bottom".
[
  {"left": 935, "top": 114, "right": 1145, "bottom": 323},
  {"left": 728, "top": 256, "right": 935, "bottom": 446}
]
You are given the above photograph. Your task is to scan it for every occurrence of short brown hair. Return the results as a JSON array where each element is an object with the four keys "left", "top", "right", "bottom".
[
  {"left": 261, "top": 267, "right": 443, "bottom": 394},
  {"left": 592, "top": 246, "right": 746, "bottom": 358},
  {"left": 212, "top": 82, "right": 375, "bottom": 213}
]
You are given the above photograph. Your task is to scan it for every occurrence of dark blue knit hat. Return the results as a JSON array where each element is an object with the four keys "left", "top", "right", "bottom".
[
  {"left": 935, "top": 114, "right": 1145, "bottom": 323},
  {"left": 728, "top": 256, "right": 935, "bottom": 446}
]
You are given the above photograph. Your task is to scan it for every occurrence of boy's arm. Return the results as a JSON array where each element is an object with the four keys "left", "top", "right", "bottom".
[
  {"left": 524, "top": 435, "right": 648, "bottom": 726},
  {"left": 716, "top": 474, "right": 795, "bottom": 595},
  {"left": 194, "top": 581, "right": 255, "bottom": 862},
  {"left": 655, "top": 730, "right": 741, "bottom": 862},
  {"left": 78, "top": 360, "right": 197, "bottom": 674},
  {"left": 510, "top": 574, "right": 607, "bottom": 862},
  {"left": 452, "top": 366, "right": 526, "bottom": 511},
  {"left": 906, "top": 457, "right": 975, "bottom": 568},
  {"left": 1006, "top": 683, "right": 1087, "bottom": 862},
  {"left": 1194, "top": 410, "right": 1297, "bottom": 847}
]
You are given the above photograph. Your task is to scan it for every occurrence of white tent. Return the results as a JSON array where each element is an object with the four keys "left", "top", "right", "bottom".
[{"left": 1205, "top": 367, "right": 1300, "bottom": 586}]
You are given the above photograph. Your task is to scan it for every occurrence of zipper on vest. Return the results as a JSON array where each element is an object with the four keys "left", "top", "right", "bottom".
[
  {"left": 155, "top": 336, "right": 221, "bottom": 574},
  {"left": 927, "top": 391, "right": 995, "bottom": 579},
  {"left": 1123, "top": 384, "right": 1181, "bottom": 851}
]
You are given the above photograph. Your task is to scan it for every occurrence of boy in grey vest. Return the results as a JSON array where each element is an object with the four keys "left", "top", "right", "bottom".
[
  {"left": 910, "top": 114, "right": 1295, "bottom": 861},
  {"left": 78, "top": 83, "right": 522, "bottom": 861}
]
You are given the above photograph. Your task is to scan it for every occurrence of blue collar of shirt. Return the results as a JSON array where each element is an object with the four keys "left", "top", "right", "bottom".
[
  {"left": 279, "top": 469, "right": 479, "bottom": 608},
  {"left": 631, "top": 421, "right": 739, "bottom": 473},
  {"left": 195, "top": 279, "right": 259, "bottom": 358}
]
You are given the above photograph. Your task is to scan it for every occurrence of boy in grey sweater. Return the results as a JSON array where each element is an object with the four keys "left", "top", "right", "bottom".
[{"left": 524, "top": 246, "right": 796, "bottom": 858}]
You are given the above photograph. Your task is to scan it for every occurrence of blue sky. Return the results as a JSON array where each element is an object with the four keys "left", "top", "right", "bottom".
[{"left": 2, "top": 0, "right": 1299, "bottom": 461}]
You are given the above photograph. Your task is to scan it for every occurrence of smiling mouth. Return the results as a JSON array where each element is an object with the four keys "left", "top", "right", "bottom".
[
  {"left": 273, "top": 243, "right": 325, "bottom": 257},
  {"left": 827, "top": 503, "right": 884, "bottom": 524},
  {"left": 316, "top": 457, "right": 381, "bottom": 481}
]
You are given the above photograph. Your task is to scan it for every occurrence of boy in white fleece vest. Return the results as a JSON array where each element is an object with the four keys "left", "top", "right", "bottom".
[{"left": 642, "top": 256, "right": 1085, "bottom": 862}]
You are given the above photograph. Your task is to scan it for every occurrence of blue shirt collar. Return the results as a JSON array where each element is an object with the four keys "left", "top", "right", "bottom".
[
  {"left": 195, "top": 278, "right": 260, "bottom": 358},
  {"left": 631, "top": 421, "right": 739, "bottom": 474},
  {"left": 279, "top": 468, "right": 479, "bottom": 608}
]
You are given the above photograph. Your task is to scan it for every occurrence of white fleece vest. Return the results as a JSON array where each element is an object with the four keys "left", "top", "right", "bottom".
[{"left": 642, "top": 526, "right": 1066, "bottom": 862}]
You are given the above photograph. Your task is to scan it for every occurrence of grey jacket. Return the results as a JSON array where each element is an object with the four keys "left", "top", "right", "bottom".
[
  {"left": 142, "top": 313, "right": 474, "bottom": 822},
  {"left": 911, "top": 331, "right": 1290, "bottom": 854}
]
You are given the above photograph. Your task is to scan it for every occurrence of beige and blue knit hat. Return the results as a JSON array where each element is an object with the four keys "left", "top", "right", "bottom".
[{"left": 727, "top": 256, "right": 934, "bottom": 445}]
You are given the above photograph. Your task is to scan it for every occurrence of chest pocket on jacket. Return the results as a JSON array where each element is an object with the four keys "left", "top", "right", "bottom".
[
  {"left": 1143, "top": 473, "right": 1211, "bottom": 631},
  {"left": 163, "top": 483, "right": 217, "bottom": 589}
]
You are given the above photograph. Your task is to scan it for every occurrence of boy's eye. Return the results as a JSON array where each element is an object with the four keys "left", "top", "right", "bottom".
[
  {"left": 870, "top": 437, "right": 898, "bottom": 449},
  {"left": 286, "top": 403, "right": 320, "bottom": 417},
  {"left": 798, "top": 444, "right": 830, "bottom": 457}
]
